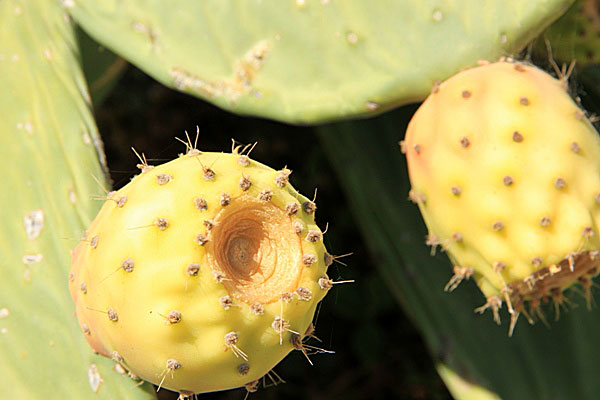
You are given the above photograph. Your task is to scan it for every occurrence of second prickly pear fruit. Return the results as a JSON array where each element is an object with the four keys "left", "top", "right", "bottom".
[{"left": 404, "top": 60, "right": 600, "bottom": 333}]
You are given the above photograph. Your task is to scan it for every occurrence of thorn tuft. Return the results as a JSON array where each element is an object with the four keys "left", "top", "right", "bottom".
[
  {"left": 258, "top": 190, "right": 273, "bottom": 202},
  {"left": 540, "top": 217, "right": 551, "bottom": 227},
  {"left": 571, "top": 142, "right": 580, "bottom": 153},
  {"left": 444, "top": 266, "right": 473, "bottom": 291},
  {"left": 156, "top": 174, "right": 172, "bottom": 185},
  {"left": 239, "top": 175, "right": 252, "bottom": 191},
  {"left": 220, "top": 296, "right": 233, "bottom": 310},
  {"left": 186, "top": 263, "right": 200, "bottom": 276},
  {"left": 154, "top": 218, "right": 169, "bottom": 231},
  {"left": 202, "top": 167, "right": 216, "bottom": 181},
  {"left": 108, "top": 308, "right": 118, "bottom": 322},
  {"left": 250, "top": 303, "right": 265, "bottom": 315},
  {"left": 196, "top": 234, "right": 209, "bottom": 246},
  {"left": 302, "top": 254, "right": 317, "bottom": 266},
  {"left": 238, "top": 364, "right": 250, "bottom": 376},
  {"left": 166, "top": 359, "right": 181, "bottom": 371},
  {"left": 194, "top": 198, "right": 208, "bottom": 211},
  {"left": 554, "top": 178, "right": 566, "bottom": 189},
  {"left": 512, "top": 131, "right": 523, "bottom": 142},
  {"left": 296, "top": 287, "right": 312, "bottom": 301},
  {"left": 220, "top": 193, "right": 231, "bottom": 207},
  {"left": 167, "top": 310, "right": 181, "bottom": 324},
  {"left": 286, "top": 203, "right": 300, "bottom": 216},
  {"left": 275, "top": 168, "right": 292, "bottom": 188},
  {"left": 117, "top": 196, "right": 128, "bottom": 208},
  {"left": 305, "top": 230, "right": 323, "bottom": 243}
]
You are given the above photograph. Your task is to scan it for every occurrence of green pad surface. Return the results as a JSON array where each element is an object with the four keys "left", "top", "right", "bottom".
[
  {"left": 0, "top": 1, "right": 155, "bottom": 398},
  {"left": 68, "top": 0, "right": 571, "bottom": 124}
]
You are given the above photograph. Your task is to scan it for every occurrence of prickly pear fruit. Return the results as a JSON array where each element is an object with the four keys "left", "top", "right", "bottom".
[
  {"left": 403, "top": 60, "right": 600, "bottom": 334},
  {"left": 69, "top": 142, "right": 334, "bottom": 394}
]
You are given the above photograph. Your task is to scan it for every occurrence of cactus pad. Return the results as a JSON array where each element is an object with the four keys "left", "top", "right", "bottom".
[
  {"left": 404, "top": 60, "right": 600, "bottom": 333},
  {"left": 536, "top": 0, "right": 600, "bottom": 66},
  {"left": 66, "top": 0, "right": 572, "bottom": 123},
  {"left": 0, "top": 0, "right": 154, "bottom": 398},
  {"left": 69, "top": 144, "right": 332, "bottom": 394}
]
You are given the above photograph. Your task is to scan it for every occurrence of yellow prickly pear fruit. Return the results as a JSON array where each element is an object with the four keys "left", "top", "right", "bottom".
[
  {"left": 403, "top": 60, "right": 600, "bottom": 334},
  {"left": 69, "top": 141, "right": 336, "bottom": 394}
]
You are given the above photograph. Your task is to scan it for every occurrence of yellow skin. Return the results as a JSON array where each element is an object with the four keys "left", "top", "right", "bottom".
[
  {"left": 404, "top": 61, "right": 600, "bottom": 325},
  {"left": 69, "top": 148, "right": 330, "bottom": 394}
]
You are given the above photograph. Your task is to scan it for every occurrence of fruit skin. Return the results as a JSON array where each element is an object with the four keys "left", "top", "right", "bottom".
[
  {"left": 404, "top": 60, "right": 600, "bottom": 330},
  {"left": 69, "top": 147, "right": 331, "bottom": 394}
]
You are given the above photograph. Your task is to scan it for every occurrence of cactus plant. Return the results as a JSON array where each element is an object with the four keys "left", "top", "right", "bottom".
[
  {"left": 0, "top": 0, "right": 154, "bottom": 398},
  {"left": 403, "top": 60, "right": 600, "bottom": 333},
  {"left": 69, "top": 144, "right": 333, "bottom": 395},
  {"left": 0, "top": 0, "right": 591, "bottom": 398},
  {"left": 66, "top": 0, "right": 572, "bottom": 124}
]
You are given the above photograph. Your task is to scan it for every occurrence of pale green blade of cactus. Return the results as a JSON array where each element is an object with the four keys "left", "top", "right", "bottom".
[
  {"left": 318, "top": 108, "right": 600, "bottom": 400},
  {"left": 67, "top": 0, "right": 571, "bottom": 124},
  {"left": 0, "top": 1, "right": 155, "bottom": 398}
]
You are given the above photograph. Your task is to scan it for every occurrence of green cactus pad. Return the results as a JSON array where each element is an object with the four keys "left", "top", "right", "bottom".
[
  {"left": 534, "top": 0, "right": 600, "bottom": 67},
  {"left": 0, "top": 0, "right": 154, "bottom": 398},
  {"left": 67, "top": 0, "right": 571, "bottom": 124}
]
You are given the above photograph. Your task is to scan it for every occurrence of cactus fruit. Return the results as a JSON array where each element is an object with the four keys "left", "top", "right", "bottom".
[
  {"left": 68, "top": 141, "right": 334, "bottom": 395},
  {"left": 403, "top": 60, "right": 600, "bottom": 334}
]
